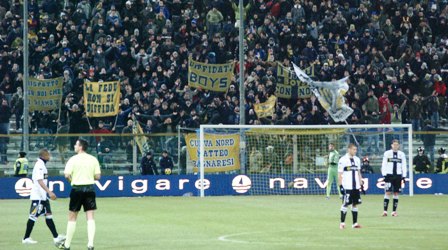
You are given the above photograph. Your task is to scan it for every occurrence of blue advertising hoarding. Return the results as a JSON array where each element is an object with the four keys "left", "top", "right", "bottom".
[{"left": 1, "top": 174, "right": 447, "bottom": 199}]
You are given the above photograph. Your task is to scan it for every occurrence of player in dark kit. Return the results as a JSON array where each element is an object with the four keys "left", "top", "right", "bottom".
[
  {"left": 381, "top": 140, "right": 407, "bottom": 217},
  {"left": 413, "top": 147, "right": 431, "bottom": 173}
]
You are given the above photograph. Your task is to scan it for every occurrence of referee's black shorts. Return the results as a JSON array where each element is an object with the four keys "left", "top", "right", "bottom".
[
  {"left": 343, "top": 189, "right": 362, "bottom": 206},
  {"left": 69, "top": 185, "right": 97, "bottom": 212}
]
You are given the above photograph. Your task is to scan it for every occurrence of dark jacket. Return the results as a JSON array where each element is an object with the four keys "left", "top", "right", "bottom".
[
  {"left": 141, "top": 156, "right": 159, "bottom": 175},
  {"left": 361, "top": 162, "right": 374, "bottom": 174},
  {"left": 159, "top": 155, "right": 174, "bottom": 172},
  {"left": 0, "top": 104, "right": 12, "bottom": 124},
  {"left": 422, "top": 125, "right": 447, "bottom": 147},
  {"left": 422, "top": 125, "right": 435, "bottom": 147},
  {"left": 408, "top": 100, "right": 423, "bottom": 120},
  {"left": 413, "top": 154, "right": 431, "bottom": 173},
  {"left": 97, "top": 139, "right": 114, "bottom": 154}
]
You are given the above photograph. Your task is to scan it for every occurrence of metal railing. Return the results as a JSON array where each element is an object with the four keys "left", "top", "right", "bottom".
[
  {"left": 1, "top": 129, "right": 447, "bottom": 177},
  {"left": 0, "top": 132, "right": 178, "bottom": 177}
]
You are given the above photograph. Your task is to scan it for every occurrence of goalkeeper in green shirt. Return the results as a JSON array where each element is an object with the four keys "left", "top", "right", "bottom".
[{"left": 326, "top": 143, "right": 341, "bottom": 199}]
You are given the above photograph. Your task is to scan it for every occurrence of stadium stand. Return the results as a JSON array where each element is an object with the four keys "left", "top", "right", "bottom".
[{"left": 0, "top": 0, "right": 447, "bottom": 174}]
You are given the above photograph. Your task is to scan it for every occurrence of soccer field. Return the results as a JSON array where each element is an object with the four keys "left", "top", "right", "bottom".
[{"left": 2, "top": 195, "right": 447, "bottom": 250}]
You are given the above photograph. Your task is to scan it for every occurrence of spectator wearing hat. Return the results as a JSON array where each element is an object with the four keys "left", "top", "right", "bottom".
[
  {"left": 140, "top": 151, "right": 159, "bottom": 175},
  {"left": 413, "top": 147, "right": 431, "bottom": 174},
  {"left": 361, "top": 157, "right": 374, "bottom": 174},
  {"left": 435, "top": 148, "right": 448, "bottom": 174},
  {"left": 159, "top": 150, "right": 174, "bottom": 175},
  {"left": 14, "top": 151, "right": 29, "bottom": 177},
  {"left": 319, "top": 62, "right": 333, "bottom": 81}
]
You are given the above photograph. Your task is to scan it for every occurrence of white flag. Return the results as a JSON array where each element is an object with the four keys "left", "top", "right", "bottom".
[{"left": 292, "top": 63, "right": 353, "bottom": 122}]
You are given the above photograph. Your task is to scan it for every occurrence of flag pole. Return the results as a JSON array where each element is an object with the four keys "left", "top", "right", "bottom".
[
  {"left": 238, "top": 0, "right": 246, "bottom": 174},
  {"left": 238, "top": 0, "right": 245, "bottom": 125},
  {"left": 22, "top": 0, "right": 30, "bottom": 152}
]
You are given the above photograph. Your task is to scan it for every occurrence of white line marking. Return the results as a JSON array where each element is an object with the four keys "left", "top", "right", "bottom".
[{"left": 218, "top": 229, "right": 311, "bottom": 245}]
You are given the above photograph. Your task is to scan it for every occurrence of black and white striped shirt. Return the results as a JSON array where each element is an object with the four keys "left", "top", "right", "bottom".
[{"left": 381, "top": 150, "right": 407, "bottom": 177}]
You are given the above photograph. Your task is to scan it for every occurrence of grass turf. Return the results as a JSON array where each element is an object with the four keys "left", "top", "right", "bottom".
[{"left": 1, "top": 195, "right": 447, "bottom": 250}]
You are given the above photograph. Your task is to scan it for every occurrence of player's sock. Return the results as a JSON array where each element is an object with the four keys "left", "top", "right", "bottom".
[
  {"left": 64, "top": 221, "right": 76, "bottom": 248},
  {"left": 340, "top": 205, "right": 348, "bottom": 223},
  {"left": 383, "top": 195, "right": 390, "bottom": 211},
  {"left": 87, "top": 220, "right": 96, "bottom": 247},
  {"left": 24, "top": 218, "right": 36, "bottom": 239},
  {"left": 393, "top": 195, "right": 399, "bottom": 212},
  {"left": 45, "top": 215, "right": 58, "bottom": 238},
  {"left": 352, "top": 207, "right": 358, "bottom": 224}
]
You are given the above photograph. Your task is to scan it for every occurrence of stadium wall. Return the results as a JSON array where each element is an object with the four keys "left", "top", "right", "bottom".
[{"left": 1, "top": 174, "right": 447, "bottom": 199}]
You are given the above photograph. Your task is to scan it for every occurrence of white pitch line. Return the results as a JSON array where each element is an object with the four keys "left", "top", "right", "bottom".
[{"left": 218, "top": 229, "right": 311, "bottom": 245}]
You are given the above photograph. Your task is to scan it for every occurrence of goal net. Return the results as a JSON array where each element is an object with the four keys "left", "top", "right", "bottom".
[{"left": 195, "top": 124, "right": 413, "bottom": 197}]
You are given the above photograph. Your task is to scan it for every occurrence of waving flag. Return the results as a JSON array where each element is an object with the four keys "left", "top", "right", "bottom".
[
  {"left": 292, "top": 63, "right": 353, "bottom": 122},
  {"left": 254, "top": 95, "right": 277, "bottom": 118}
]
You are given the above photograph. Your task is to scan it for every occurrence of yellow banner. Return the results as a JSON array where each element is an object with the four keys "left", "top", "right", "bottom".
[
  {"left": 27, "top": 77, "right": 63, "bottom": 111},
  {"left": 133, "top": 120, "right": 151, "bottom": 154},
  {"left": 83, "top": 81, "right": 120, "bottom": 117},
  {"left": 276, "top": 63, "right": 314, "bottom": 99},
  {"left": 253, "top": 95, "right": 277, "bottom": 118},
  {"left": 185, "top": 133, "right": 240, "bottom": 173},
  {"left": 188, "top": 58, "right": 234, "bottom": 92}
]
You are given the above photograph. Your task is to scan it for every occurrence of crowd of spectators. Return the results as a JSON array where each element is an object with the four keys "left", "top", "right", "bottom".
[{"left": 0, "top": 0, "right": 447, "bottom": 159}]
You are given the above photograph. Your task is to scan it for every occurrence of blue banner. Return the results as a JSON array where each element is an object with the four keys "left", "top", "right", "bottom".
[{"left": 1, "top": 174, "right": 447, "bottom": 199}]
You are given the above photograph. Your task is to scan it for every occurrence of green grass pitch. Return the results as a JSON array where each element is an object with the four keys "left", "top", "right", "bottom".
[{"left": 1, "top": 195, "right": 447, "bottom": 250}]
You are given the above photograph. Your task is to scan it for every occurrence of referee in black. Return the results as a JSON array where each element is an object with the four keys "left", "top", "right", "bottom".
[
  {"left": 381, "top": 139, "right": 407, "bottom": 217},
  {"left": 59, "top": 139, "right": 101, "bottom": 250}
]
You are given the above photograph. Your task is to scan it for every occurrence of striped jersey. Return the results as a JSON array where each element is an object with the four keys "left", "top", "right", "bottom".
[
  {"left": 338, "top": 153, "right": 362, "bottom": 190},
  {"left": 381, "top": 150, "right": 407, "bottom": 178}
]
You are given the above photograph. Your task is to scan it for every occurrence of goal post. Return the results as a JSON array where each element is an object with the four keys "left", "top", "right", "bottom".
[{"left": 197, "top": 124, "right": 413, "bottom": 197}]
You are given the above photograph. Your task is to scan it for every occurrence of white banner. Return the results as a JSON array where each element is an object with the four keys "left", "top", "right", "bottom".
[{"left": 292, "top": 63, "right": 353, "bottom": 122}]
